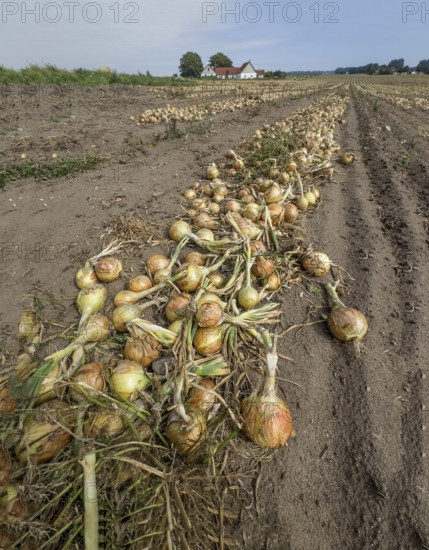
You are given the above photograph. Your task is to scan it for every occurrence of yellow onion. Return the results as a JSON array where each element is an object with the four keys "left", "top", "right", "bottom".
[
  {"left": 212, "top": 193, "right": 224, "bottom": 204},
  {"left": 285, "top": 161, "right": 297, "bottom": 174},
  {"left": 147, "top": 254, "right": 169, "bottom": 275},
  {"left": 184, "top": 189, "right": 197, "bottom": 200},
  {"left": 15, "top": 400, "right": 75, "bottom": 463},
  {"left": 45, "top": 315, "right": 110, "bottom": 362},
  {"left": 191, "top": 181, "right": 200, "bottom": 190},
  {"left": 231, "top": 158, "right": 244, "bottom": 171},
  {"left": 301, "top": 252, "right": 331, "bottom": 277},
  {"left": 165, "top": 294, "right": 191, "bottom": 322},
  {"left": 325, "top": 282, "right": 368, "bottom": 342},
  {"left": 196, "top": 228, "right": 215, "bottom": 241},
  {"left": 95, "top": 257, "right": 122, "bottom": 283},
  {"left": 225, "top": 200, "right": 242, "bottom": 213},
  {"left": 169, "top": 220, "right": 192, "bottom": 243},
  {"left": 231, "top": 214, "right": 260, "bottom": 239},
  {"left": 263, "top": 203, "right": 284, "bottom": 227},
  {"left": 206, "top": 163, "right": 219, "bottom": 180},
  {"left": 238, "top": 286, "right": 260, "bottom": 309},
  {"left": 18, "top": 311, "right": 40, "bottom": 342},
  {"left": 242, "top": 393, "right": 293, "bottom": 448},
  {"left": 123, "top": 336, "right": 160, "bottom": 367},
  {"left": 257, "top": 178, "right": 272, "bottom": 192},
  {"left": 304, "top": 191, "right": 316, "bottom": 206},
  {"left": 185, "top": 252, "right": 205, "bottom": 266},
  {"left": 252, "top": 257, "right": 274, "bottom": 279},
  {"left": 69, "top": 362, "right": 105, "bottom": 402},
  {"left": 240, "top": 194, "right": 255, "bottom": 204},
  {"left": 244, "top": 203, "right": 262, "bottom": 222},
  {"left": 112, "top": 303, "right": 147, "bottom": 332},
  {"left": 250, "top": 240, "right": 267, "bottom": 256},
  {"left": 225, "top": 149, "right": 236, "bottom": 159},
  {"left": 212, "top": 184, "right": 227, "bottom": 198},
  {"left": 165, "top": 408, "right": 206, "bottom": 454},
  {"left": 278, "top": 172, "right": 290, "bottom": 185},
  {"left": 188, "top": 379, "right": 216, "bottom": 412},
  {"left": 295, "top": 195, "right": 308, "bottom": 211},
  {"left": 238, "top": 188, "right": 251, "bottom": 198},
  {"left": 191, "top": 198, "right": 207, "bottom": 210},
  {"left": 153, "top": 268, "right": 172, "bottom": 285},
  {"left": 110, "top": 360, "right": 150, "bottom": 401},
  {"left": 264, "top": 273, "right": 281, "bottom": 291},
  {"left": 194, "top": 325, "right": 224, "bottom": 357},
  {"left": 197, "top": 293, "right": 226, "bottom": 308},
  {"left": 85, "top": 408, "right": 124, "bottom": 440},
  {"left": 208, "top": 202, "right": 220, "bottom": 214},
  {"left": 208, "top": 273, "right": 224, "bottom": 288},
  {"left": 241, "top": 346, "right": 294, "bottom": 448},
  {"left": 339, "top": 152, "right": 355, "bottom": 165},
  {"left": 75, "top": 261, "right": 98, "bottom": 289},
  {"left": 203, "top": 182, "right": 213, "bottom": 197},
  {"left": 76, "top": 284, "right": 108, "bottom": 331},
  {"left": 311, "top": 187, "right": 320, "bottom": 199},
  {"left": 188, "top": 208, "right": 199, "bottom": 219},
  {"left": 128, "top": 275, "right": 152, "bottom": 292},
  {"left": 35, "top": 362, "right": 60, "bottom": 405},
  {"left": 194, "top": 212, "right": 215, "bottom": 229},
  {"left": 195, "top": 301, "right": 223, "bottom": 328},
  {"left": 283, "top": 202, "right": 299, "bottom": 223},
  {"left": 176, "top": 264, "right": 203, "bottom": 292}
]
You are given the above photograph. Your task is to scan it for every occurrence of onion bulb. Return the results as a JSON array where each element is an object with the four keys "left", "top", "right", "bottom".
[
  {"left": 264, "top": 185, "right": 283, "bottom": 204},
  {"left": 75, "top": 261, "right": 97, "bottom": 289},
  {"left": 208, "top": 202, "right": 220, "bottom": 214},
  {"left": 128, "top": 275, "right": 152, "bottom": 293},
  {"left": 208, "top": 273, "right": 224, "bottom": 288},
  {"left": 241, "top": 344, "right": 294, "bottom": 448},
  {"left": 176, "top": 264, "right": 203, "bottom": 292},
  {"left": 165, "top": 294, "right": 191, "bottom": 322},
  {"left": 112, "top": 303, "right": 147, "bottom": 332},
  {"left": 35, "top": 361, "right": 60, "bottom": 405},
  {"left": 95, "top": 257, "right": 122, "bottom": 283},
  {"left": 15, "top": 400, "right": 75, "bottom": 463},
  {"left": 165, "top": 408, "right": 206, "bottom": 454},
  {"left": 263, "top": 273, "right": 281, "bottom": 291},
  {"left": 0, "top": 383, "right": 16, "bottom": 413},
  {"left": 184, "top": 189, "right": 196, "bottom": 200},
  {"left": 187, "top": 379, "right": 216, "bottom": 412},
  {"left": 325, "top": 282, "right": 368, "bottom": 342},
  {"left": 250, "top": 240, "right": 267, "bottom": 256},
  {"left": 262, "top": 203, "right": 284, "bottom": 227},
  {"left": 45, "top": 315, "right": 110, "bottom": 362},
  {"left": 193, "top": 325, "right": 224, "bottom": 357},
  {"left": 295, "top": 195, "right": 308, "bottom": 211},
  {"left": 194, "top": 212, "right": 216, "bottom": 229},
  {"left": 238, "top": 286, "right": 260, "bottom": 309},
  {"left": 206, "top": 163, "right": 219, "bottom": 180},
  {"left": 18, "top": 311, "right": 40, "bottom": 342},
  {"left": 76, "top": 284, "right": 107, "bottom": 331},
  {"left": 196, "top": 229, "right": 215, "bottom": 241},
  {"left": 147, "top": 254, "right": 169, "bottom": 275},
  {"left": 304, "top": 191, "right": 316, "bottom": 206},
  {"left": 252, "top": 257, "right": 274, "bottom": 279},
  {"left": 69, "top": 362, "right": 105, "bottom": 402},
  {"left": 123, "top": 336, "right": 160, "bottom": 367},
  {"left": 85, "top": 409, "right": 124, "bottom": 440},
  {"left": 185, "top": 252, "right": 205, "bottom": 266},
  {"left": 110, "top": 360, "right": 150, "bottom": 401},
  {"left": 283, "top": 203, "right": 299, "bottom": 223},
  {"left": 339, "top": 152, "right": 355, "bottom": 165},
  {"left": 195, "top": 301, "right": 223, "bottom": 328},
  {"left": 301, "top": 252, "right": 331, "bottom": 277}
]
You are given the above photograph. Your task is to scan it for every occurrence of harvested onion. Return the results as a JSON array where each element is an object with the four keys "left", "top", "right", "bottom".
[
  {"left": 69, "top": 362, "right": 105, "bottom": 402},
  {"left": 194, "top": 325, "right": 224, "bottom": 357},
  {"left": 110, "top": 360, "right": 150, "bottom": 401},
  {"left": 123, "top": 336, "right": 160, "bottom": 367},
  {"left": 95, "top": 257, "right": 122, "bottom": 283},
  {"left": 76, "top": 284, "right": 107, "bottom": 331},
  {"left": 128, "top": 275, "right": 152, "bottom": 293},
  {"left": 325, "top": 282, "right": 368, "bottom": 342},
  {"left": 301, "top": 252, "right": 331, "bottom": 277}
]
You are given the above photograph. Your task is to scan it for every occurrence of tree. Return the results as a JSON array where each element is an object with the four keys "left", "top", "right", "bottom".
[
  {"left": 179, "top": 52, "right": 203, "bottom": 78},
  {"left": 209, "top": 52, "right": 233, "bottom": 68},
  {"left": 416, "top": 59, "right": 429, "bottom": 74},
  {"left": 388, "top": 58, "right": 405, "bottom": 69}
]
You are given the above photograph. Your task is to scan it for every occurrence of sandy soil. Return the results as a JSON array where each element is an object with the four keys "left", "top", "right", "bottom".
[{"left": 1, "top": 82, "right": 428, "bottom": 549}]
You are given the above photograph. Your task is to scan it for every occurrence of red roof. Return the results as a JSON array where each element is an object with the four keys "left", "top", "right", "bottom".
[{"left": 215, "top": 67, "right": 241, "bottom": 76}]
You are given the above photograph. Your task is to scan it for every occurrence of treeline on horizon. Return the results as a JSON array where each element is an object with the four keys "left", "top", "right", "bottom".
[{"left": 335, "top": 58, "right": 429, "bottom": 75}]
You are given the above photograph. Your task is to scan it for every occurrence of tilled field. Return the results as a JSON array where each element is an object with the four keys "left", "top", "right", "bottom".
[{"left": 0, "top": 78, "right": 428, "bottom": 549}]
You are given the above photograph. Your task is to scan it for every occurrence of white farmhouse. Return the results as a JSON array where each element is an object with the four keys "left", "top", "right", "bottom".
[{"left": 201, "top": 60, "right": 265, "bottom": 79}]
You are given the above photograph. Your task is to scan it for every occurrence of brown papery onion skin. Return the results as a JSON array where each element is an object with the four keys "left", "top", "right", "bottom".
[
  {"left": 147, "top": 254, "right": 169, "bottom": 275},
  {"left": 123, "top": 336, "right": 160, "bottom": 367},
  {"left": 165, "top": 294, "right": 191, "bottom": 322},
  {"left": 327, "top": 306, "right": 368, "bottom": 342},
  {"left": 187, "top": 379, "right": 216, "bottom": 412},
  {"left": 128, "top": 275, "right": 152, "bottom": 293},
  {"left": 184, "top": 252, "right": 205, "bottom": 266},
  {"left": 69, "top": 363, "right": 105, "bottom": 402},
  {"left": 252, "top": 257, "right": 274, "bottom": 279},
  {"left": 95, "top": 257, "right": 122, "bottom": 283},
  {"left": 165, "top": 408, "right": 206, "bottom": 453},
  {"left": 283, "top": 203, "right": 299, "bottom": 223},
  {"left": 193, "top": 325, "right": 223, "bottom": 357},
  {"left": 301, "top": 252, "right": 331, "bottom": 277},
  {"left": 195, "top": 301, "right": 223, "bottom": 328}
]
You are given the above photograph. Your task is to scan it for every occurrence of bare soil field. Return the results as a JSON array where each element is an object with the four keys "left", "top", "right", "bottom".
[{"left": 0, "top": 78, "right": 428, "bottom": 549}]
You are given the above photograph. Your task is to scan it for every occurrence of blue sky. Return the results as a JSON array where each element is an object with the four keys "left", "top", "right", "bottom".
[{"left": 1, "top": 0, "right": 428, "bottom": 73}]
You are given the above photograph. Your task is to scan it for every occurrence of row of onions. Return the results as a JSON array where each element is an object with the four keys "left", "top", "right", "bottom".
[
  {"left": 0, "top": 89, "right": 368, "bottom": 547},
  {"left": 138, "top": 81, "right": 338, "bottom": 125}
]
